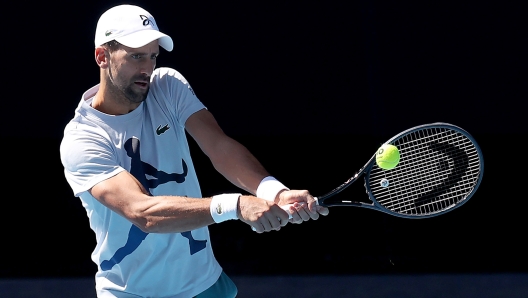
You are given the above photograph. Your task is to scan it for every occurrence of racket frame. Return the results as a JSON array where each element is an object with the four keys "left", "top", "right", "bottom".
[{"left": 315, "top": 122, "right": 484, "bottom": 219}]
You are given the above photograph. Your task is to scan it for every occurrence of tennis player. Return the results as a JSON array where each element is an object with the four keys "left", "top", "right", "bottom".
[{"left": 59, "top": 4, "right": 328, "bottom": 298}]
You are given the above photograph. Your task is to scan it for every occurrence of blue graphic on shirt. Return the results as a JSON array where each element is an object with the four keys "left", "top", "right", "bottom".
[
  {"left": 100, "top": 137, "right": 207, "bottom": 271},
  {"left": 181, "top": 231, "right": 207, "bottom": 254},
  {"left": 100, "top": 222, "right": 149, "bottom": 271}
]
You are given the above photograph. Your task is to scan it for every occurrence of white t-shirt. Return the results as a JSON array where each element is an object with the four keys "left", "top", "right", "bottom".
[{"left": 60, "top": 67, "right": 222, "bottom": 298}]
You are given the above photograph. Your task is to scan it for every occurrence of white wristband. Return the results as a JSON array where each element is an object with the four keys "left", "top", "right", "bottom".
[
  {"left": 210, "top": 193, "right": 241, "bottom": 223},
  {"left": 256, "top": 176, "right": 289, "bottom": 202}
]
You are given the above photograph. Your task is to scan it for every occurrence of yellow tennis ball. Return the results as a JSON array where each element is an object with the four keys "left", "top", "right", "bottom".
[{"left": 376, "top": 144, "right": 400, "bottom": 170}]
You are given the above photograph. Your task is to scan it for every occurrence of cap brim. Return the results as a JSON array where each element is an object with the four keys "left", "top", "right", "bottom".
[{"left": 116, "top": 30, "right": 174, "bottom": 51}]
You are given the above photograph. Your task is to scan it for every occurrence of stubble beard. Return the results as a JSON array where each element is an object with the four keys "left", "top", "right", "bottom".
[
  {"left": 122, "top": 83, "right": 149, "bottom": 104},
  {"left": 108, "top": 71, "right": 149, "bottom": 105}
]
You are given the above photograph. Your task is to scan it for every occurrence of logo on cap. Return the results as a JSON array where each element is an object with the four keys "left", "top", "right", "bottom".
[{"left": 140, "top": 15, "right": 154, "bottom": 27}]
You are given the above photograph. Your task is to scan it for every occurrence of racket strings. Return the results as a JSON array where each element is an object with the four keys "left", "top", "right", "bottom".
[{"left": 368, "top": 127, "right": 482, "bottom": 216}]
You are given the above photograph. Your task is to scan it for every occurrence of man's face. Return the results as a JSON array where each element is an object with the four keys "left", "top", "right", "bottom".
[{"left": 105, "top": 40, "right": 160, "bottom": 104}]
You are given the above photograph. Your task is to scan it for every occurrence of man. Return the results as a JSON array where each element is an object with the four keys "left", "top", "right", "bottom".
[{"left": 60, "top": 4, "right": 329, "bottom": 297}]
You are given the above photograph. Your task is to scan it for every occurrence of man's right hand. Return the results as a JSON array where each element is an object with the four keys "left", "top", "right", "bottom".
[{"left": 237, "top": 195, "right": 290, "bottom": 233}]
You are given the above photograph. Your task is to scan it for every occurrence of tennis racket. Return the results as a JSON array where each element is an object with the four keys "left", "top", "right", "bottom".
[{"left": 309, "top": 122, "right": 484, "bottom": 218}]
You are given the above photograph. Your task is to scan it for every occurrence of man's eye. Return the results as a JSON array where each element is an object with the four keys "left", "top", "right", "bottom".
[{"left": 131, "top": 54, "right": 141, "bottom": 59}]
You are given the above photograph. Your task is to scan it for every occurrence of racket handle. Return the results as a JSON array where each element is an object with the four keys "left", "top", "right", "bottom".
[{"left": 281, "top": 203, "right": 297, "bottom": 220}]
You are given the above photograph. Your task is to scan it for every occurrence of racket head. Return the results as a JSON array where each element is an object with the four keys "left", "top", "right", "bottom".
[{"left": 364, "top": 122, "right": 484, "bottom": 218}]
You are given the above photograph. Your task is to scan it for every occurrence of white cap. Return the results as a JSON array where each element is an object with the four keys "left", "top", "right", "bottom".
[{"left": 94, "top": 5, "right": 173, "bottom": 51}]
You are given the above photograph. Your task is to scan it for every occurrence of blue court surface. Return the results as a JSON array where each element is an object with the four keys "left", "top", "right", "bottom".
[{"left": 1, "top": 273, "right": 527, "bottom": 298}]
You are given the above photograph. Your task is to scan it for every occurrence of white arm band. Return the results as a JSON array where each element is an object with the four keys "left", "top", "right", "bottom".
[
  {"left": 256, "top": 176, "right": 290, "bottom": 202},
  {"left": 210, "top": 193, "right": 241, "bottom": 223}
]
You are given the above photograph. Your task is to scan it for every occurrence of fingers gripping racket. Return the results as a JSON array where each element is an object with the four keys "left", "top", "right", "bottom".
[{"left": 311, "top": 122, "right": 484, "bottom": 218}]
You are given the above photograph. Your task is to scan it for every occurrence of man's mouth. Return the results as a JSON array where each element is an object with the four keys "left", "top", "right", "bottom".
[{"left": 135, "top": 81, "right": 148, "bottom": 88}]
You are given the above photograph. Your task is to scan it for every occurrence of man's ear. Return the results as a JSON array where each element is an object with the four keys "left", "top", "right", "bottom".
[{"left": 95, "top": 46, "right": 109, "bottom": 69}]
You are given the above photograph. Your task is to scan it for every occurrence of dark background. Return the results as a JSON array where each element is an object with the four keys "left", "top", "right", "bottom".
[{"left": 4, "top": 0, "right": 526, "bottom": 279}]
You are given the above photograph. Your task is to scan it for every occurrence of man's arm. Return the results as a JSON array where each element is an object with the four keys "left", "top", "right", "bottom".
[
  {"left": 89, "top": 170, "right": 290, "bottom": 233},
  {"left": 185, "top": 109, "right": 329, "bottom": 219},
  {"left": 184, "top": 109, "right": 270, "bottom": 195}
]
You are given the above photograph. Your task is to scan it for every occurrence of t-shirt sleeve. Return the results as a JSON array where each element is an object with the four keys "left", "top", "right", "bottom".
[
  {"left": 60, "top": 126, "right": 125, "bottom": 197},
  {"left": 150, "top": 67, "right": 206, "bottom": 128}
]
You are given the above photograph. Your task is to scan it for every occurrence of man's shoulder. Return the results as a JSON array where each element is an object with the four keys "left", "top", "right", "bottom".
[
  {"left": 152, "top": 67, "right": 189, "bottom": 84},
  {"left": 153, "top": 67, "right": 183, "bottom": 78}
]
